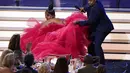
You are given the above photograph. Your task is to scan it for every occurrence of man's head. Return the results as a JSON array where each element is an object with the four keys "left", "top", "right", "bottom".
[
  {"left": 24, "top": 53, "right": 34, "bottom": 67},
  {"left": 88, "top": 0, "right": 96, "bottom": 6},
  {"left": 83, "top": 54, "right": 93, "bottom": 65}
]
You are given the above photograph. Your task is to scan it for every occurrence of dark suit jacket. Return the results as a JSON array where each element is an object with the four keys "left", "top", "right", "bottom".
[
  {"left": 79, "top": 0, "right": 114, "bottom": 33},
  {"left": 16, "top": 66, "right": 38, "bottom": 73},
  {"left": 78, "top": 64, "right": 96, "bottom": 73}
]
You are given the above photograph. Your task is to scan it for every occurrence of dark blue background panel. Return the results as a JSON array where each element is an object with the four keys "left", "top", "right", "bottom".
[{"left": 0, "top": 0, "right": 130, "bottom": 8}]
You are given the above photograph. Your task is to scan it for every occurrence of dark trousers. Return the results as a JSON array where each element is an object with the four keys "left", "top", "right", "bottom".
[{"left": 88, "top": 30, "right": 110, "bottom": 65}]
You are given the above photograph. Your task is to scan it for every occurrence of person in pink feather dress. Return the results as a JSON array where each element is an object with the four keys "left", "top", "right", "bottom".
[{"left": 20, "top": 3, "right": 91, "bottom": 61}]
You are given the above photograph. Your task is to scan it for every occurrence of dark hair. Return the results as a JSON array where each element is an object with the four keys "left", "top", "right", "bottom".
[
  {"left": 45, "top": 10, "right": 55, "bottom": 16},
  {"left": 24, "top": 53, "right": 34, "bottom": 67},
  {"left": 21, "top": 68, "right": 32, "bottom": 73},
  {"left": 8, "top": 34, "right": 21, "bottom": 51},
  {"left": 96, "top": 64, "right": 106, "bottom": 73},
  {"left": 84, "top": 54, "right": 93, "bottom": 64},
  {"left": 45, "top": 0, "right": 55, "bottom": 16},
  {"left": 54, "top": 57, "right": 68, "bottom": 73},
  {"left": 14, "top": 50, "right": 23, "bottom": 66},
  {"left": 14, "top": 50, "right": 22, "bottom": 58}
]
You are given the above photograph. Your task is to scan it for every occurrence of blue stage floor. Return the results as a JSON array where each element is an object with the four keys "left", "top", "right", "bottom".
[{"left": 106, "top": 60, "right": 130, "bottom": 73}]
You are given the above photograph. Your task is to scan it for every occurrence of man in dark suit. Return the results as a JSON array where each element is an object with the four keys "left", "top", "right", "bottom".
[
  {"left": 16, "top": 53, "right": 38, "bottom": 73},
  {"left": 78, "top": 55, "right": 96, "bottom": 73},
  {"left": 75, "top": 0, "right": 114, "bottom": 65}
]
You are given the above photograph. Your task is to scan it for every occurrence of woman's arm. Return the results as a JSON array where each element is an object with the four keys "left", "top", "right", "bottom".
[
  {"left": 40, "top": 20, "right": 52, "bottom": 28},
  {"left": 40, "top": 18, "right": 65, "bottom": 29},
  {"left": 52, "top": 18, "right": 65, "bottom": 25}
]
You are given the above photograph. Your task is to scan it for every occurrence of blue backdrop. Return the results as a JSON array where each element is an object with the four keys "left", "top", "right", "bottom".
[{"left": 0, "top": 0, "right": 130, "bottom": 8}]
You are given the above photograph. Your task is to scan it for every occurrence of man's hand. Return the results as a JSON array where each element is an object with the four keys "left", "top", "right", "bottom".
[
  {"left": 73, "top": 21, "right": 80, "bottom": 25},
  {"left": 74, "top": 6, "right": 86, "bottom": 13},
  {"left": 80, "top": 7, "right": 86, "bottom": 13},
  {"left": 74, "top": 20, "right": 85, "bottom": 25}
]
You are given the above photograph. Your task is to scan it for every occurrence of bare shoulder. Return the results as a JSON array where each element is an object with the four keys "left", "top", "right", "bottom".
[
  {"left": 41, "top": 20, "right": 52, "bottom": 25},
  {"left": 41, "top": 18, "right": 65, "bottom": 26},
  {"left": 51, "top": 18, "right": 65, "bottom": 24}
]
